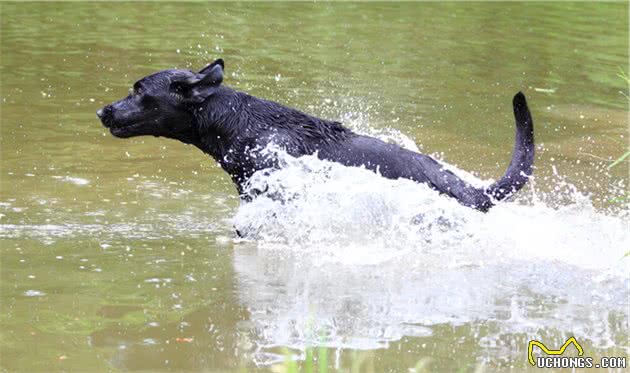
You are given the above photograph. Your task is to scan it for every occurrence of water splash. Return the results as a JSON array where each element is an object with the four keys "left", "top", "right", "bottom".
[
  {"left": 233, "top": 146, "right": 628, "bottom": 269},
  {"left": 230, "top": 126, "right": 629, "bottom": 365}
]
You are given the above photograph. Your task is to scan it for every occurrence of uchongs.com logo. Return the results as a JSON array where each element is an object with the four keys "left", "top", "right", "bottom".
[{"left": 528, "top": 336, "right": 627, "bottom": 369}]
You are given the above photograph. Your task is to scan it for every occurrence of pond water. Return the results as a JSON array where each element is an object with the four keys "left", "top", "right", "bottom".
[{"left": 1, "top": 2, "right": 628, "bottom": 372}]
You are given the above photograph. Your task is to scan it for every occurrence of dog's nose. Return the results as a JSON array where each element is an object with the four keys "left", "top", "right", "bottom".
[{"left": 97, "top": 105, "right": 112, "bottom": 120}]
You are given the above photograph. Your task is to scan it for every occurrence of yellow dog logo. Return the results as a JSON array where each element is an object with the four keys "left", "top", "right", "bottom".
[{"left": 528, "top": 337, "right": 584, "bottom": 366}]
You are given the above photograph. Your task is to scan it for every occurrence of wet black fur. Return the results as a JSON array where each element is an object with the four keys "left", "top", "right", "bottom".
[{"left": 98, "top": 59, "right": 535, "bottom": 212}]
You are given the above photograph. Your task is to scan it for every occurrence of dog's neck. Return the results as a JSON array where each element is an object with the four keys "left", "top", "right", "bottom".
[
  {"left": 189, "top": 86, "right": 243, "bottom": 161},
  {"left": 170, "top": 130, "right": 204, "bottom": 148}
]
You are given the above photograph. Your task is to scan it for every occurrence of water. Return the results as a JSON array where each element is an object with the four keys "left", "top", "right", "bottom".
[{"left": 1, "top": 2, "right": 628, "bottom": 372}]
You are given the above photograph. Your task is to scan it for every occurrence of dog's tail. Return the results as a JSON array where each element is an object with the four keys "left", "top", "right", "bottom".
[
  {"left": 427, "top": 92, "right": 534, "bottom": 212},
  {"left": 478, "top": 91, "right": 535, "bottom": 211}
]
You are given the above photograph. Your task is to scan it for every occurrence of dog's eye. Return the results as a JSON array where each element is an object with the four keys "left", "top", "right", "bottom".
[{"left": 130, "top": 84, "right": 143, "bottom": 96}]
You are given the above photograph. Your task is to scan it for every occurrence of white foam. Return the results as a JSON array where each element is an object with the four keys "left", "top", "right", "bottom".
[
  {"left": 233, "top": 148, "right": 628, "bottom": 270},
  {"left": 52, "top": 175, "right": 90, "bottom": 185}
]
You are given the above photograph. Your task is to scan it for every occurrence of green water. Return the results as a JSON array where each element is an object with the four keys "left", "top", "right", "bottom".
[{"left": 1, "top": 2, "right": 628, "bottom": 372}]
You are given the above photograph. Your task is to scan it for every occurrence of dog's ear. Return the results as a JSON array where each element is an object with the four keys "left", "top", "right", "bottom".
[
  {"left": 171, "top": 64, "right": 224, "bottom": 104},
  {"left": 198, "top": 58, "right": 224, "bottom": 75},
  {"left": 198, "top": 63, "right": 224, "bottom": 86}
]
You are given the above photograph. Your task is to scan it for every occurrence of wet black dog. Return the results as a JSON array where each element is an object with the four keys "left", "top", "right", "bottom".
[{"left": 98, "top": 59, "right": 534, "bottom": 212}]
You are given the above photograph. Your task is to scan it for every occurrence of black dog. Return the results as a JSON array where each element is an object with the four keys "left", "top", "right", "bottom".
[{"left": 98, "top": 59, "right": 534, "bottom": 212}]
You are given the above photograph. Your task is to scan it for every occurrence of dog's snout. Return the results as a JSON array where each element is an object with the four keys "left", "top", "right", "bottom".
[
  {"left": 97, "top": 105, "right": 114, "bottom": 123},
  {"left": 97, "top": 105, "right": 111, "bottom": 119},
  {"left": 97, "top": 105, "right": 116, "bottom": 128}
]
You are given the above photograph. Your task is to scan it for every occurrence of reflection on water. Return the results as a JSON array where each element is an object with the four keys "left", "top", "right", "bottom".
[
  {"left": 1, "top": 1, "right": 628, "bottom": 372},
  {"left": 234, "top": 247, "right": 628, "bottom": 366}
]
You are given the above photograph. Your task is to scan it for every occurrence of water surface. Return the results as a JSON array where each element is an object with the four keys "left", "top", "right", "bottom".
[{"left": 1, "top": 2, "right": 628, "bottom": 372}]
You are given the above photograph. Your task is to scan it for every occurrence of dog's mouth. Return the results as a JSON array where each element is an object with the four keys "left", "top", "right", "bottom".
[{"left": 108, "top": 122, "right": 148, "bottom": 138}]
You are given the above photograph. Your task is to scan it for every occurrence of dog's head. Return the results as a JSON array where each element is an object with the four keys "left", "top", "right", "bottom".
[{"left": 97, "top": 59, "right": 225, "bottom": 140}]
